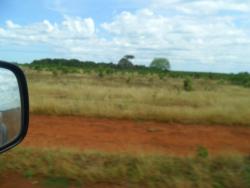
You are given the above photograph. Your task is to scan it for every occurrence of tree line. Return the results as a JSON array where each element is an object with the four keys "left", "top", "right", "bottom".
[{"left": 23, "top": 55, "right": 250, "bottom": 88}]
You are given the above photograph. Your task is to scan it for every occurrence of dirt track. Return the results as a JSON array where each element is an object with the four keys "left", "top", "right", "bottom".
[{"left": 22, "top": 115, "right": 250, "bottom": 155}]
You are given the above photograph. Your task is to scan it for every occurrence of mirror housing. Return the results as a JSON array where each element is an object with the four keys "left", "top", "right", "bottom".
[{"left": 0, "top": 61, "right": 29, "bottom": 153}]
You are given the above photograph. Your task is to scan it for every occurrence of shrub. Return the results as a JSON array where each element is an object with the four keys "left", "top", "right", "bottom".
[
  {"left": 33, "top": 66, "right": 42, "bottom": 72},
  {"left": 52, "top": 70, "right": 59, "bottom": 77},
  {"left": 126, "top": 76, "right": 132, "bottom": 84},
  {"left": 158, "top": 72, "right": 165, "bottom": 80},
  {"left": 230, "top": 72, "right": 250, "bottom": 88},
  {"left": 98, "top": 70, "right": 104, "bottom": 78},
  {"left": 196, "top": 146, "right": 209, "bottom": 159},
  {"left": 183, "top": 78, "right": 193, "bottom": 91},
  {"left": 61, "top": 67, "right": 69, "bottom": 74}
]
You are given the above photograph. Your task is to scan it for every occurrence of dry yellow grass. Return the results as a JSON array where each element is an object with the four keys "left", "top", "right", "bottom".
[
  {"left": 26, "top": 69, "right": 250, "bottom": 126},
  {"left": 0, "top": 147, "right": 249, "bottom": 188}
]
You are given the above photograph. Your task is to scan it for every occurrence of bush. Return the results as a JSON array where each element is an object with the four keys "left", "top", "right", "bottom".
[
  {"left": 98, "top": 70, "right": 104, "bottom": 78},
  {"left": 61, "top": 67, "right": 69, "bottom": 74},
  {"left": 33, "top": 66, "right": 42, "bottom": 72},
  {"left": 183, "top": 78, "right": 193, "bottom": 91},
  {"left": 52, "top": 70, "right": 59, "bottom": 77},
  {"left": 230, "top": 72, "right": 250, "bottom": 88},
  {"left": 158, "top": 72, "right": 165, "bottom": 80},
  {"left": 196, "top": 146, "right": 209, "bottom": 159}
]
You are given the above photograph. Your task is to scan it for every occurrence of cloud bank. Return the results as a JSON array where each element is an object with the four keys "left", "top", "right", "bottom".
[{"left": 0, "top": 0, "right": 250, "bottom": 72}]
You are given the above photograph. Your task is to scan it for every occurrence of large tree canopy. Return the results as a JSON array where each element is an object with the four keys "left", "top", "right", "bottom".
[
  {"left": 118, "top": 55, "right": 135, "bottom": 68},
  {"left": 150, "top": 58, "right": 171, "bottom": 71}
]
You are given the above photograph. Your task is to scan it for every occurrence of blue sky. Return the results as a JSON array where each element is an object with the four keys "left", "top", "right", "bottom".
[{"left": 0, "top": 0, "right": 250, "bottom": 73}]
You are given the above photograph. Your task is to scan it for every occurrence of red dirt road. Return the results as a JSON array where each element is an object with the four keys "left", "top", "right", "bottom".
[{"left": 22, "top": 115, "right": 250, "bottom": 155}]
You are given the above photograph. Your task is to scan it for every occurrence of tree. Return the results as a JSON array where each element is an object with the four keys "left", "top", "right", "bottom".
[
  {"left": 150, "top": 58, "right": 170, "bottom": 71},
  {"left": 118, "top": 55, "right": 135, "bottom": 68}
]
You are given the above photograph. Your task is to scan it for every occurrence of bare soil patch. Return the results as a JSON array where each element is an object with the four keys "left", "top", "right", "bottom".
[{"left": 22, "top": 115, "right": 250, "bottom": 155}]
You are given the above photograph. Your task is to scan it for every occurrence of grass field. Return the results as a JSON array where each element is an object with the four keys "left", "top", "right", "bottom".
[
  {"left": 1, "top": 147, "right": 250, "bottom": 188},
  {"left": 25, "top": 68, "right": 250, "bottom": 126},
  {"left": 1, "top": 66, "right": 248, "bottom": 187}
]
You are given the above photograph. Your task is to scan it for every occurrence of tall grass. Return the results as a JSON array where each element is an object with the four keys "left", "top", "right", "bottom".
[
  {"left": 0, "top": 147, "right": 249, "bottom": 187},
  {"left": 26, "top": 69, "right": 250, "bottom": 126}
]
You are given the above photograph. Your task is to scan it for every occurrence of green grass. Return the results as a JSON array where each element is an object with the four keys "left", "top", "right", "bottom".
[
  {"left": 0, "top": 147, "right": 250, "bottom": 188},
  {"left": 42, "top": 177, "right": 70, "bottom": 188},
  {"left": 25, "top": 68, "right": 250, "bottom": 126}
]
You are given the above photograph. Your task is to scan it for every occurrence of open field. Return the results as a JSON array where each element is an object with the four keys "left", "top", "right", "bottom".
[
  {"left": 2, "top": 64, "right": 247, "bottom": 187},
  {"left": 24, "top": 68, "right": 250, "bottom": 126}
]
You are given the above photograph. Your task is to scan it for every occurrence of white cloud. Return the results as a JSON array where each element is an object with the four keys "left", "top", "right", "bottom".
[
  {"left": 1, "top": 1, "right": 250, "bottom": 72},
  {"left": 62, "top": 16, "right": 95, "bottom": 35},
  {"left": 0, "top": 16, "right": 96, "bottom": 45},
  {"left": 43, "top": 20, "right": 54, "bottom": 33},
  {"left": 45, "top": 0, "right": 70, "bottom": 15},
  {"left": 102, "top": 9, "right": 171, "bottom": 37},
  {"left": 150, "top": 0, "right": 250, "bottom": 15},
  {"left": 6, "top": 20, "right": 20, "bottom": 29},
  {"left": 101, "top": 8, "right": 250, "bottom": 66}
]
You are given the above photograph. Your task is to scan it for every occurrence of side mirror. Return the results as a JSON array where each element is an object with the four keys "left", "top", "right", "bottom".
[{"left": 0, "top": 61, "right": 29, "bottom": 153}]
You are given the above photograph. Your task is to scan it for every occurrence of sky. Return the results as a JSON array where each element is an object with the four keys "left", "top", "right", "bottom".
[
  {"left": 0, "top": 0, "right": 250, "bottom": 73},
  {"left": 0, "top": 68, "right": 20, "bottom": 111}
]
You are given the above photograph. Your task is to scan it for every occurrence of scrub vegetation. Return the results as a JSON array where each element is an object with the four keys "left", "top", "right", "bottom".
[
  {"left": 3, "top": 59, "right": 248, "bottom": 187},
  {"left": 1, "top": 147, "right": 250, "bottom": 188},
  {"left": 20, "top": 59, "right": 250, "bottom": 126}
]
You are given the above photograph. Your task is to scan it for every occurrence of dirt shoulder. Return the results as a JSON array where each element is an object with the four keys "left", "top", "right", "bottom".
[{"left": 22, "top": 115, "right": 250, "bottom": 155}]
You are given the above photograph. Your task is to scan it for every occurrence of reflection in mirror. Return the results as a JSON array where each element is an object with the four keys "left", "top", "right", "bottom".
[{"left": 0, "top": 68, "right": 21, "bottom": 147}]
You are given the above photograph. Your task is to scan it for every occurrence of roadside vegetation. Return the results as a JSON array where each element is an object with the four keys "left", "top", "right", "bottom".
[
  {"left": 20, "top": 58, "right": 250, "bottom": 126},
  {"left": 0, "top": 147, "right": 250, "bottom": 188},
  {"left": 7, "top": 59, "right": 249, "bottom": 187}
]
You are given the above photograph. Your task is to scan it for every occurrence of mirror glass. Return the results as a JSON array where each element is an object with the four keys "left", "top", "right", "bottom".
[{"left": 0, "top": 68, "right": 21, "bottom": 147}]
